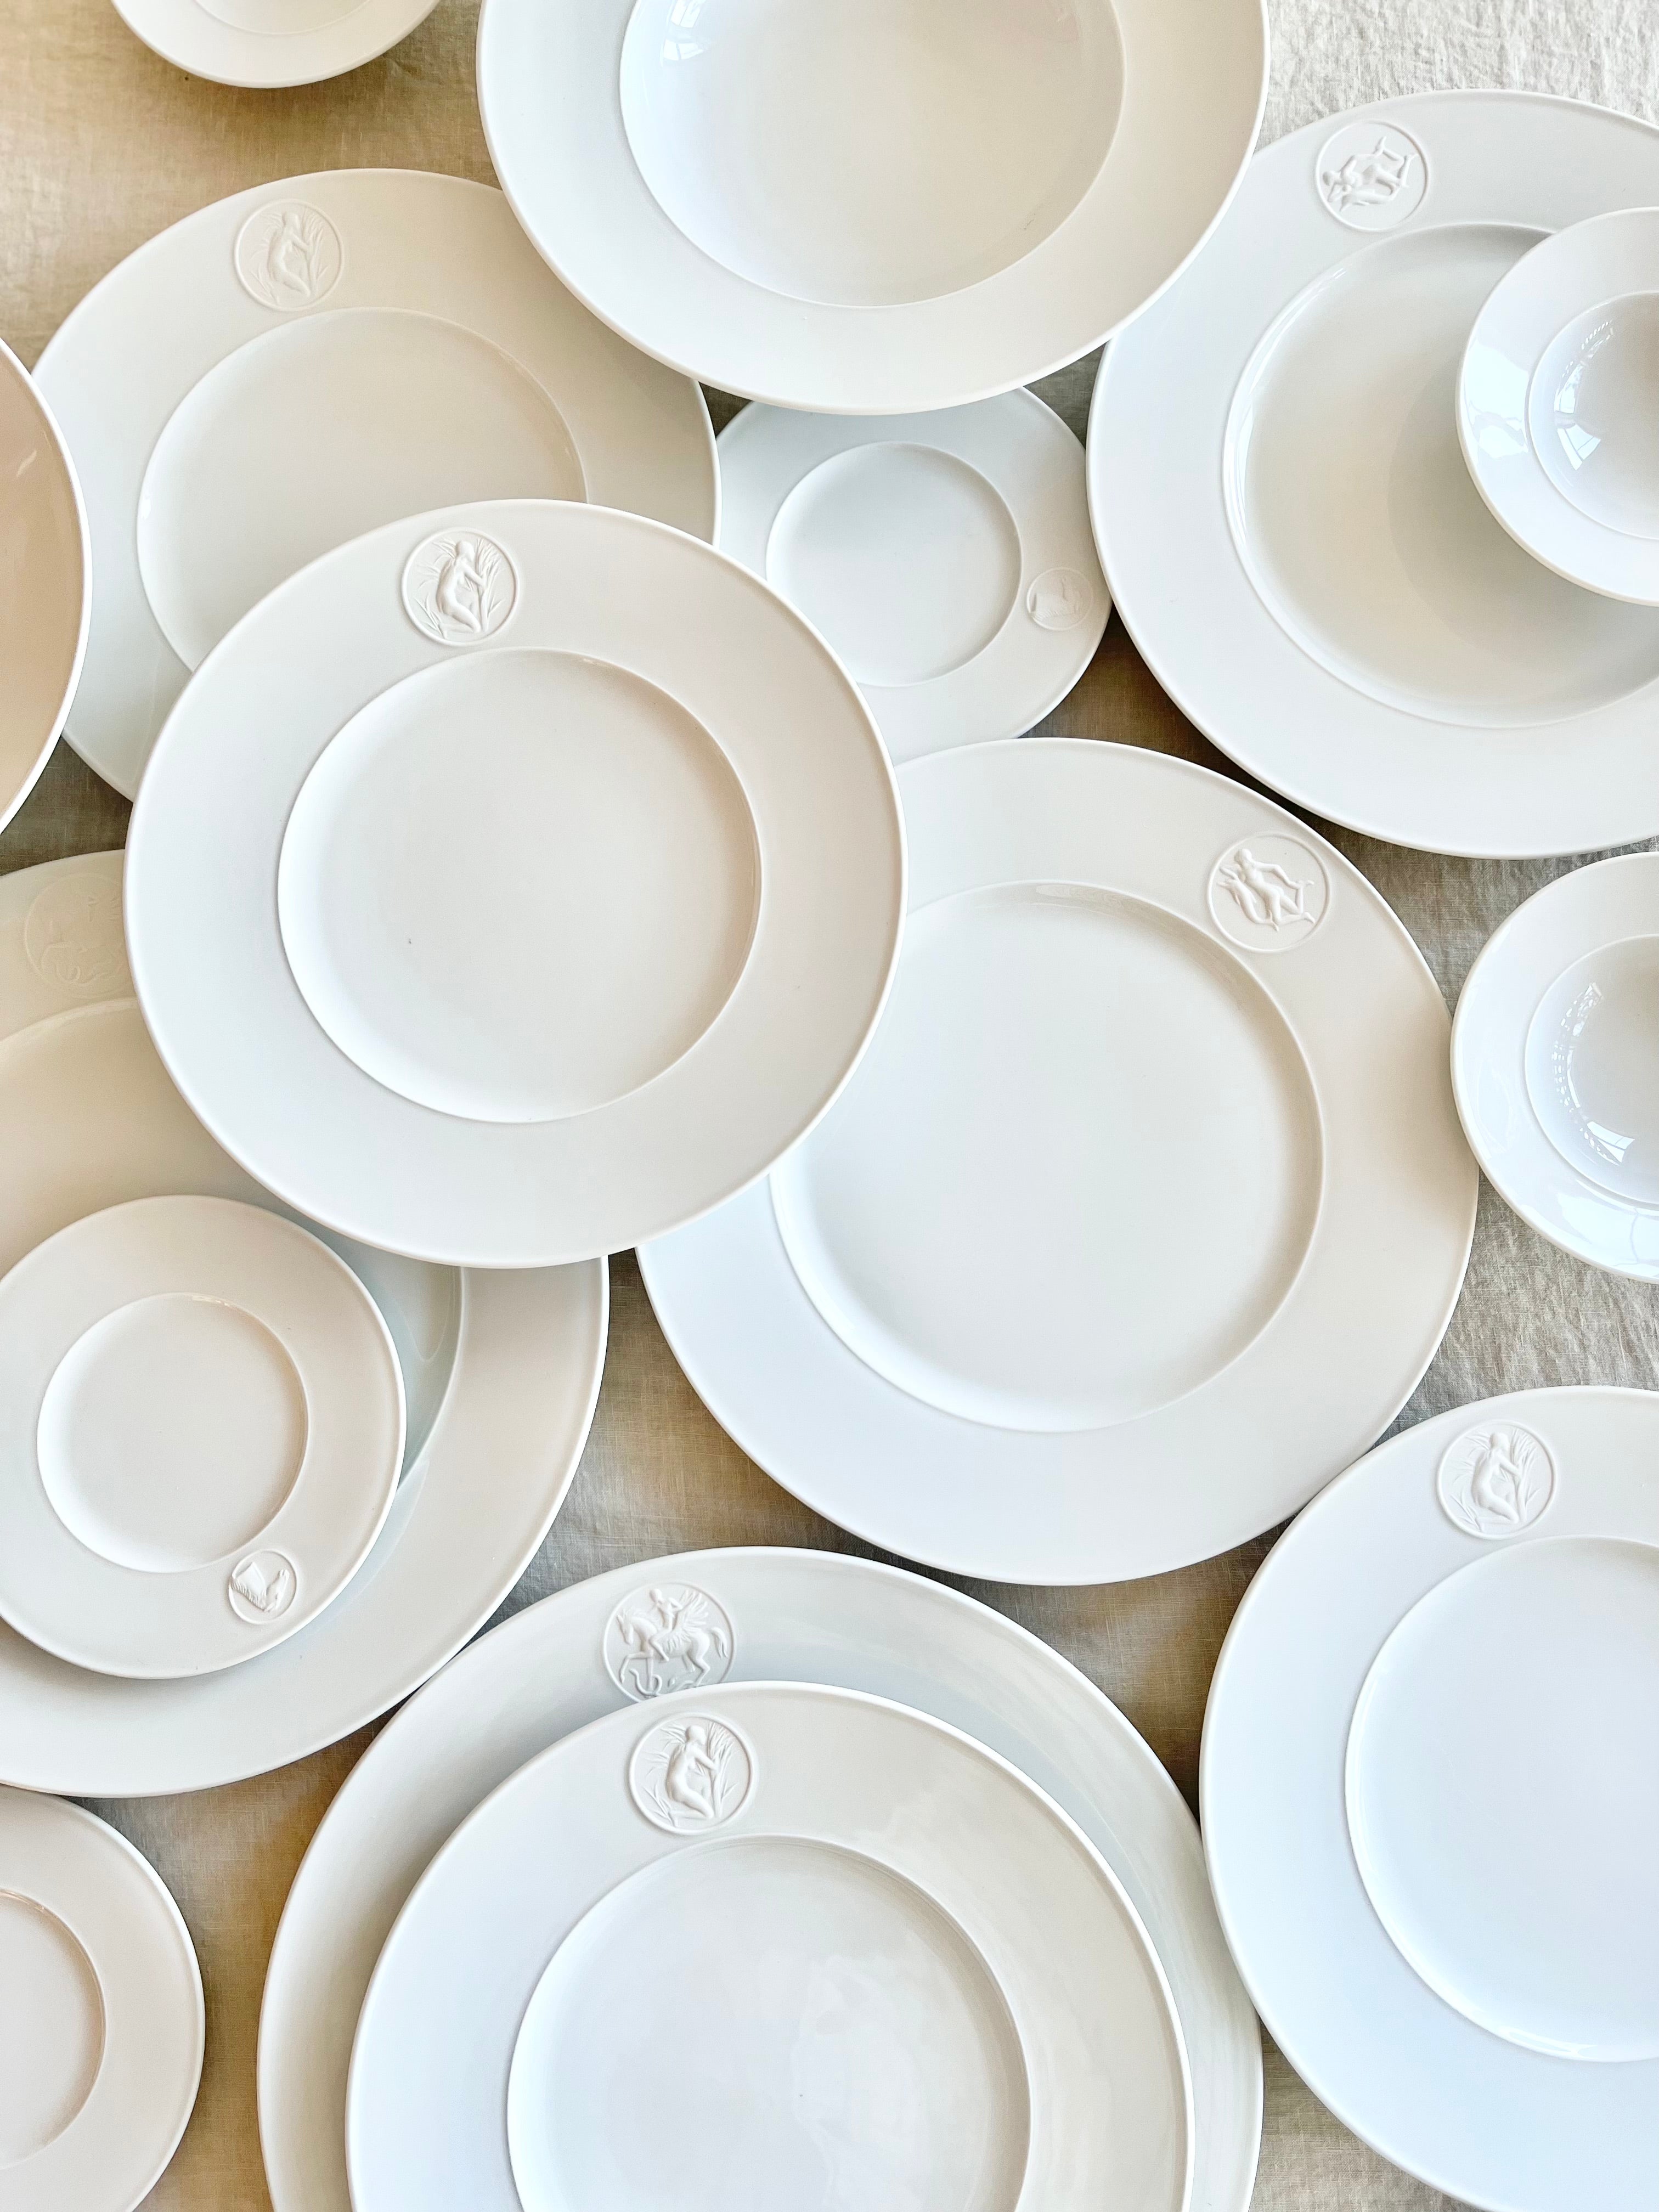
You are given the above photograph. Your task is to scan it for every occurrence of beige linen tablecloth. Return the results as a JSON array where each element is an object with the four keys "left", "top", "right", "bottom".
[{"left": 4, "top": 5, "right": 1658, "bottom": 2206}]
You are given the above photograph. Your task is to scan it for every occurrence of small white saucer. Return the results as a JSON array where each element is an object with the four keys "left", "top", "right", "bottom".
[
  {"left": 718, "top": 394, "right": 1109, "bottom": 761},
  {"left": 110, "top": 0, "right": 437, "bottom": 88},
  {"left": 0, "top": 1195, "right": 405, "bottom": 1678},
  {"left": 1461, "top": 209, "right": 1659, "bottom": 603},
  {"left": 0, "top": 338, "right": 88, "bottom": 834},
  {"left": 0, "top": 1783, "right": 202, "bottom": 2212},
  {"left": 1453, "top": 851, "right": 1659, "bottom": 1277}
]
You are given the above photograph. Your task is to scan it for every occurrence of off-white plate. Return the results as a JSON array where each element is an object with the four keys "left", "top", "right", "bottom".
[
  {"left": 110, "top": 0, "right": 438, "bottom": 88},
  {"left": 0, "top": 1195, "right": 404, "bottom": 1678},
  {"left": 1203, "top": 1387, "right": 1659, "bottom": 2211},
  {"left": 35, "top": 171, "right": 716, "bottom": 797},
  {"left": 127, "top": 499, "right": 904, "bottom": 1267},
  {"left": 1453, "top": 851, "right": 1659, "bottom": 1278},
  {"left": 346, "top": 1681, "right": 1193, "bottom": 2212},
  {"left": 0, "top": 1784, "right": 202, "bottom": 2212},
  {"left": 1091, "top": 92, "right": 1659, "bottom": 856},
  {"left": 1460, "top": 208, "right": 1659, "bottom": 603},
  {"left": 260, "top": 1548, "right": 1261, "bottom": 2212},
  {"left": 477, "top": 0, "right": 1266, "bottom": 413},
  {"left": 0, "top": 853, "right": 606, "bottom": 1793},
  {"left": 718, "top": 393, "right": 1109, "bottom": 762},
  {"left": 0, "top": 338, "right": 88, "bottom": 832},
  {"left": 641, "top": 741, "right": 1476, "bottom": 1583}
]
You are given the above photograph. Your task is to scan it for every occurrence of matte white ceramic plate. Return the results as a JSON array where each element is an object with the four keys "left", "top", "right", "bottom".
[
  {"left": 0, "top": 338, "right": 88, "bottom": 833},
  {"left": 346, "top": 1680, "right": 1193, "bottom": 2212},
  {"left": 477, "top": 0, "right": 1266, "bottom": 413},
  {"left": 641, "top": 741, "right": 1476, "bottom": 1582},
  {"left": 717, "top": 393, "right": 1109, "bottom": 761},
  {"left": 0, "top": 1784, "right": 202, "bottom": 2212},
  {"left": 0, "top": 1196, "right": 404, "bottom": 1678},
  {"left": 110, "top": 0, "right": 438, "bottom": 88},
  {"left": 127, "top": 499, "right": 904, "bottom": 1266},
  {"left": 34, "top": 171, "right": 716, "bottom": 797},
  {"left": 1203, "top": 1387, "right": 1659, "bottom": 2210},
  {"left": 1460, "top": 208, "right": 1659, "bottom": 603},
  {"left": 1091, "top": 92, "right": 1659, "bottom": 856},
  {"left": 1453, "top": 851, "right": 1659, "bottom": 1278},
  {"left": 0, "top": 853, "right": 606, "bottom": 1792}
]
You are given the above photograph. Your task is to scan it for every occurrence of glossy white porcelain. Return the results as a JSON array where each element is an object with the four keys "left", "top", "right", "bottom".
[
  {"left": 35, "top": 171, "right": 716, "bottom": 797},
  {"left": 641, "top": 741, "right": 1475, "bottom": 1583},
  {"left": 0, "top": 338, "right": 88, "bottom": 833},
  {"left": 109, "top": 0, "right": 439, "bottom": 87},
  {"left": 1203, "top": 1387, "right": 1659, "bottom": 2211}
]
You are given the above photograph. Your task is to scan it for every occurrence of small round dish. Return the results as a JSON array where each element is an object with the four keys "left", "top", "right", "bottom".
[
  {"left": 346, "top": 1681, "right": 1192, "bottom": 2212},
  {"left": 1202, "top": 1386, "right": 1659, "bottom": 2210},
  {"left": 717, "top": 393, "right": 1109, "bottom": 762},
  {"left": 0, "top": 1784, "right": 203, "bottom": 2212},
  {"left": 35, "top": 170, "right": 716, "bottom": 797},
  {"left": 110, "top": 0, "right": 438, "bottom": 89},
  {"left": 127, "top": 499, "right": 904, "bottom": 1267},
  {"left": 0, "top": 338, "right": 89, "bottom": 833},
  {"left": 477, "top": 0, "right": 1267, "bottom": 413},
  {"left": 0, "top": 1195, "right": 404, "bottom": 1678},
  {"left": 1453, "top": 851, "right": 1659, "bottom": 1278},
  {"left": 1460, "top": 208, "right": 1659, "bottom": 603}
]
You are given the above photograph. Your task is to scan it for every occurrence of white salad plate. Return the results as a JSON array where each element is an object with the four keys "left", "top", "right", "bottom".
[
  {"left": 110, "top": 0, "right": 438, "bottom": 89},
  {"left": 0, "top": 337, "right": 88, "bottom": 833},
  {"left": 0, "top": 853, "right": 606, "bottom": 1793},
  {"left": 127, "top": 498, "right": 904, "bottom": 1267},
  {"left": 1460, "top": 208, "right": 1659, "bottom": 603},
  {"left": 1091, "top": 92, "right": 1659, "bottom": 856},
  {"left": 261, "top": 1548, "right": 1261, "bottom": 2212},
  {"left": 477, "top": 0, "right": 1267, "bottom": 413},
  {"left": 346, "top": 1680, "right": 1193, "bottom": 2212},
  {"left": 717, "top": 393, "right": 1109, "bottom": 762},
  {"left": 1453, "top": 851, "right": 1659, "bottom": 1278},
  {"left": 1203, "top": 1386, "right": 1659, "bottom": 2211},
  {"left": 0, "top": 1195, "right": 404, "bottom": 1678},
  {"left": 34, "top": 170, "right": 716, "bottom": 797},
  {"left": 641, "top": 741, "right": 1476, "bottom": 1583},
  {"left": 0, "top": 1784, "right": 202, "bottom": 2212}
]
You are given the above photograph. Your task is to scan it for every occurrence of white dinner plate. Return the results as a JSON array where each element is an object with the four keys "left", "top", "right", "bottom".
[
  {"left": 110, "top": 0, "right": 438, "bottom": 88},
  {"left": 0, "top": 1195, "right": 404, "bottom": 1677},
  {"left": 259, "top": 1548, "right": 1261, "bottom": 2212},
  {"left": 1460, "top": 208, "right": 1659, "bottom": 603},
  {"left": 0, "top": 852, "right": 606, "bottom": 1793},
  {"left": 717, "top": 393, "right": 1109, "bottom": 762},
  {"left": 1090, "top": 92, "right": 1659, "bottom": 856},
  {"left": 1452, "top": 851, "right": 1659, "bottom": 1278},
  {"left": 346, "top": 1680, "right": 1193, "bottom": 2212},
  {"left": 640, "top": 741, "right": 1476, "bottom": 1583},
  {"left": 0, "top": 1784, "right": 202, "bottom": 2212},
  {"left": 477, "top": 0, "right": 1266, "bottom": 413},
  {"left": 127, "top": 498, "right": 904, "bottom": 1266},
  {"left": 34, "top": 171, "right": 716, "bottom": 797},
  {"left": 0, "top": 337, "right": 88, "bottom": 833},
  {"left": 1203, "top": 1387, "right": 1659, "bottom": 2210}
]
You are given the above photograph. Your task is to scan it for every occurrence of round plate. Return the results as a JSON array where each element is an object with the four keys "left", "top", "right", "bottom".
[
  {"left": 640, "top": 740, "right": 1476, "bottom": 1583},
  {"left": 477, "top": 0, "right": 1266, "bottom": 413},
  {"left": 34, "top": 171, "right": 716, "bottom": 797},
  {"left": 346, "top": 1681, "right": 1192, "bottom": 2212},
  {"left": 1090, "top": 92, "right": 1659, "bottom": 856},
  {"left": 0, "top": 854, "right": 606, "bottom": 1794},
  {"left": 0, "top": 1784, "right": 202, "bottom": 2212},
  {"left": 127, "top": 499, "right": 904, "bottom": 1267},
  {"left": 0, "top": 1196, "right": 404, "bottom": 1678},
  {"left": 1460, "top": 208, "right": 1659, "bottom": 603},
  {"left": 717, "top": 392, "right": 1109, "bottom": 762},
  {"left": 110, "top": 0, "right": 438, "bottom": 88},
  {"left": 1453, "top": 851, "right": 1659, "bottom": 1278},
  {"left": 259, "top": 1547, "right": 1261, "bottom": 2212},
  {"left": 0, "top": 338, "right": 88, "bottom": 833},
  {"left": 1202, "top": 1387, "right": 1659, "bottom": 2210}
]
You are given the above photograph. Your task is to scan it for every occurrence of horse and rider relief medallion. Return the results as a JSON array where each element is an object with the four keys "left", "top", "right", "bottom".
[
  {"left": 628, "top": 1713, "right": 754, "bottom": 1833},
  {"left": 1207, "top": 834, "right": 1329, "bottom": 952},
  {"left": 604, "top": 1583, "right": 736, "bottom": 1701}
]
